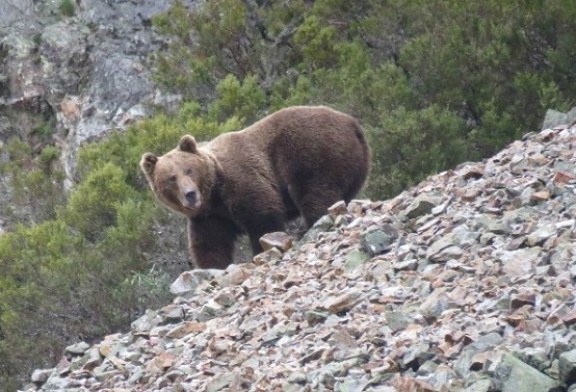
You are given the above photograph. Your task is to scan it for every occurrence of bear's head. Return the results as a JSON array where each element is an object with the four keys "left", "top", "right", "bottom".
[{"left": 140, "top": 135, "right": 217, "bottom": 218}]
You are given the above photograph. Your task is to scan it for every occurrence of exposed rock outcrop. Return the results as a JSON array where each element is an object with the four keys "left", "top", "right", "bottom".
[
  {"left": 0, "top": 0, "right": 194, "bottom": 188},
  {"left": 25, "top": 122, "right": 576, "bottom": 391}
]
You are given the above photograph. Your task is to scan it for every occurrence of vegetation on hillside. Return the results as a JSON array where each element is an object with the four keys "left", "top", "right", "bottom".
[
  {"left": 1, "top": 0, "right": 575, "bottom": 389},
  {"left": 152, "top": 0, "right": 574, "bottom": 196},
  {"left": 0, "top": 106, "right": 242, "bottom": 389}
]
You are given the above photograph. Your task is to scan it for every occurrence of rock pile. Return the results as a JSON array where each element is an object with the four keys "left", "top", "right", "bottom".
[{"left": 26, "top": 122, "right": 576, "bottom": 391}]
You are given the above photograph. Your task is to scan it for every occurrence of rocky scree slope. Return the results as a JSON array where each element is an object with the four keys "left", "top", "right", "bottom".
[{"left": 26, "top": 120, "right": 576, "bottom": 391}]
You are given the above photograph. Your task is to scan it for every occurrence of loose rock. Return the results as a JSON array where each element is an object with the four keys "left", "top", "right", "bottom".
[{"left": 25, "top": 120, "right": 576, "bottom": 392}]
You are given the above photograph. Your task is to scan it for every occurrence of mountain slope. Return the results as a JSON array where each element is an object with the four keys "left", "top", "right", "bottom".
[{"left": 27, "top": 122, "right": 576, "bottom": 392}]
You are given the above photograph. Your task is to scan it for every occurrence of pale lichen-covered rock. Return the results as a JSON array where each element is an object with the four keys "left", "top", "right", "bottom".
[
  {"left": 0, "top": 0, "right": 194, "bottom": 189},
  {"left": 360, "top": 225, "right": 398, "bottom": 256},
  {"left": 498, "top": 354, "right": 560, "bottom": 392},
  {"left": 559, "top": 350, "right": 576, "bottom": 385}
]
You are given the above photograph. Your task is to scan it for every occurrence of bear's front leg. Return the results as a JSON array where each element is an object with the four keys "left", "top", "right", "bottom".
[
  {"left": 188, "top": 217, "right": 239, "bottom": 269},
  {"left": 245, "top": 213, "right": 286, "bottom": 255}
]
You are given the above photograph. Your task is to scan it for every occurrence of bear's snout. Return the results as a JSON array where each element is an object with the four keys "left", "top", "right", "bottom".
[{"left": 185, "top": 190, "right": 197, "bottom": 205}]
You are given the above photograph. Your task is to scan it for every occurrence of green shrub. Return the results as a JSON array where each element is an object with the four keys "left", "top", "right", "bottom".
[
  {"left": 31, "top": 120, "right": 55, "bottom": 140},
  {"left": 58, "top": 0, "right": 76, "bottom": 17},
  {"left": 0, "top": 139, "right": 65, "bottom": 225},
  {"left": 0, "top": 221, "right": 82, "bottom": 383},
  {"left": 269, "top": 75, "right": 314, "bottom": 110},
  {"left": 60, "top": 163, "right": 139, "bottom": 241},
  {"left": 208, "top": 74, "right": 266, "bottom": 124},
  {"left": 58, "top": 0, "right": 75, "bottom": 17},
  {"left": 294, "top": 15, "right": 338, "bottom": 70},
  {"left": 38, "top": 145, "right": 60, "bottom": 167},
  {"left": 152, "top": 0, "right": 259, "bottom": 98},
  {"left": 367, "top": 105, "right": 468, "bottom": 198}
]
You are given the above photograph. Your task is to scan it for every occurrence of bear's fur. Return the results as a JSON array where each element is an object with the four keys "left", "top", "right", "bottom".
[{"left": 140, "top": 106, "right": 370, "bottom": 269}]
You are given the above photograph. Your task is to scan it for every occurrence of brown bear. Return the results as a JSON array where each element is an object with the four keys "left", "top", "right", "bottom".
[{"left": 140, "top": 106, "right": 370, "bottom": 269}]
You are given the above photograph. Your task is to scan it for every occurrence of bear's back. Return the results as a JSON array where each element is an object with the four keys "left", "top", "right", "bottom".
[{"left": 205, "top": 106, "right": 368, "bottom": 177}]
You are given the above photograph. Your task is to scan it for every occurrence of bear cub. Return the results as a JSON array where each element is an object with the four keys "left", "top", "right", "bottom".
[{"left": 140, "top": 106, "right": 370, "bottom": 269}]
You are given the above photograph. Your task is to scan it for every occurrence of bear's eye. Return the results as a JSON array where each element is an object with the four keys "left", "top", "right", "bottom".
[
  {"left": 185, "top": 168, "right": 193, "bottom": 176},
  {"left": 167, "top": 175, "right": 177, "bottom": 184}
]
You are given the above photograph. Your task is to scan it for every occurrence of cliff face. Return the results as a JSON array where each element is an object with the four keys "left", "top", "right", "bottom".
[
  {"left": 25, "top": 119, "right": 576, "bottom": 391},
  {"left": 0, "top": 0, "right": 193, "bottom": 189}
]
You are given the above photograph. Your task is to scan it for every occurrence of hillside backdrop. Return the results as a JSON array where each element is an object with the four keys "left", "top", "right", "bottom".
[{"left": 1, "top": 0, "right": 575, "bottom": 390}]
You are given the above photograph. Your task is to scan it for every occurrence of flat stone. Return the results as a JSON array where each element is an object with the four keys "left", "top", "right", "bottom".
[
  {"left": 206, "top": 372, "right": 235, "bottom": 392},
  {"left": 385, "top": 311, "right": 413, "bottom": 332},
  {"left": 499, "top": 354, "right": 559, "bottom": 392},
  {"left": 542, "top": 109, "right": 567, "bottom": 130},
  {"left": 559, "top": 349, "right": 576, "bottom": 385},
  {"left": 526, "top": 224, "right": 556, "bottom": 246},
  {"left": 454, "top": 333, "right": 504, "bottom": 378},
  {"left": 83, "top": 347, "right": 103, "bottom": 370},
  {"left": 495, "top": 248, "right": 541, "bottom": 277},
  {"left": 303, "top": 215, "right": 334, "bottom": 241},
  {"left": 530, "top": 190, "right": 550, "bottom": 202},
  {"left": 65, "top": 341, "right": 90, "bottom": 356},
  {"left": 420, "top": 290, "right": 450, "bottom": 321},
  {"left": 426, "top": 234, "right": 457, "bottom": 260},
  {"left": 554, "top": 170, "right": 576, "bottom": 185},
  {"left": 131, "top": 310, "right": 162, "bottom": 335},
  {"left": 259, "top": 231, "right": 293, "bottom": 252},
  {"left": 319, "top": 289, "right": 363, "bottom": 314},
  {"left": 31, "top": 368, "right": 52, "bottom": 384},
  {"left": 393, "top": 259, "right": 418, "bottom": 272},
  {"left": 518, "top": 348, "right": 551, "bottom": 372},
  {"left": 432, "top": 245, "right": 464, "bottom": 262},
  {"left": 405, "top": 194, "right": 442, "bottom": 219},
  {"left": 465, "top": 379, "right": 492, "bottom": 392},
  {"left": 305, "top": 310, "right": 330, "bottom": 324},
  {"left": 170, "top": 269, "right": 221, "bottom": 296},
  {"left": 327, "top": 200, "right": 348, "bottom": 217},
  {"left": 343, "top": 249, "right": 371, "bottom": 272},
  {"left": 360, "top": 225, "right": 399, "bottom": 256},
  {"left": 166, "top": 321, "right": 206, "bottom": 339},
  {"left": 215, "top": 264, "right": 251, "bottom": 286},
  {"left": 476, "top": 216, "right": 509, "bottom": 234},
  {"left": 401, "top": 342, "right": 434, "bottom": 368},
  {"left": 253, "top": 247, "right": 283, "bottom": 265},
  {"left": 159, "top": 304, "right": 185, "bottom": 323},
  {"left": 510, "top": 293, "right": 536, "bottom": 309}
]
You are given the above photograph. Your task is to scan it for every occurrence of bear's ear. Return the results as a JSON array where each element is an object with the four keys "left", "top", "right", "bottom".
[
  {"left": 179, "top": 135, "right": 198, "bottom": 153},
  {"left": 140, "top": 153, "right": 158, "bottom": 176}
]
